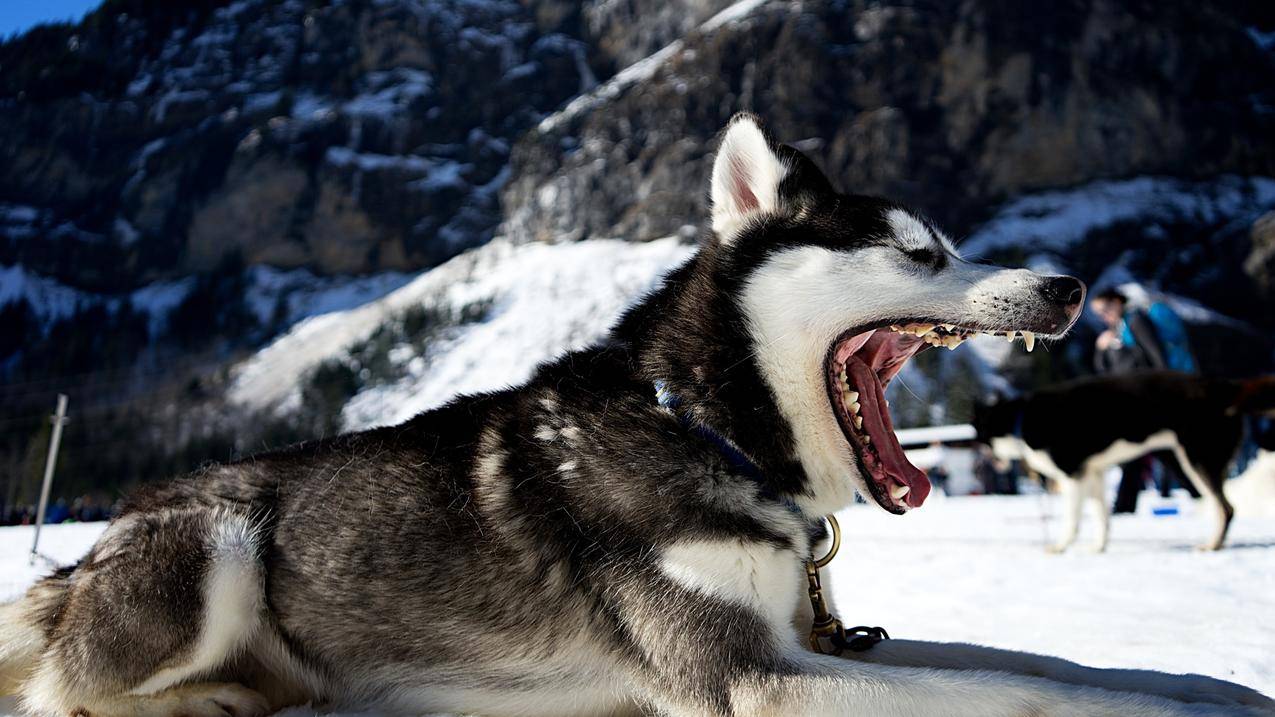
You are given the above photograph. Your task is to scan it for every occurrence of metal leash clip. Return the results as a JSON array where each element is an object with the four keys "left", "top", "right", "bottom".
[{"left": 805, "top": 515, "right": 889, "bottom": 655}]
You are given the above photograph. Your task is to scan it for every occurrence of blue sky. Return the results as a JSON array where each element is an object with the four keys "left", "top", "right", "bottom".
[{"left": 1, "top": 0, "right": 102, "bottom": 39}]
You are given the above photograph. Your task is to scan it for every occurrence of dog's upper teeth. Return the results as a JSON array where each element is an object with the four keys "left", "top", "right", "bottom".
[
  {"left": 912, "top": 324, "right": 935, "bottom": 336},
  {"left": 941, "top": 323, "right": 955, "bottom": 331},
  {"left": 891, "top": 483, "right": 910, "bottom": 500},
  {"left": 1005, "top": 330, "right": 1017, "bottom": 342},
  {"left": 1022, "top": 330, "right": 1036, "bottom": 352}
]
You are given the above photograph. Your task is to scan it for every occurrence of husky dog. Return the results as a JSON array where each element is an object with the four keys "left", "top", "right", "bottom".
[
  {"left": 975, "top": 373, "right": 1275, "bottom": 553},
  {"left": 2, "top": 114, "right": 1271, "bottom": 717}
]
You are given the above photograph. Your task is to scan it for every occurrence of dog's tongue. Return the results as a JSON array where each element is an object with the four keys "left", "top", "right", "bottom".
[{"left": 845, "top": 355, "right": 931, "bottom": 508}]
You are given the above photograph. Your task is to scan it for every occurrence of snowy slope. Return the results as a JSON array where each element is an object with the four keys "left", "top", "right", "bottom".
[
  {"left": 228, "top": 237, "right": 695, "bottom": 425},
  {"left": 2, "top": 488, "right": 1271, "bottom": 716},
  {"left": 959, "top": 175, "right": 1275, "bottom": 259}
]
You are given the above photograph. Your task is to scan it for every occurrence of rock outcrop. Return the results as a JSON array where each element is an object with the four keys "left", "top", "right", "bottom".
[{"left": 502, "top": 0, "right": 1275, "bottom": 246}]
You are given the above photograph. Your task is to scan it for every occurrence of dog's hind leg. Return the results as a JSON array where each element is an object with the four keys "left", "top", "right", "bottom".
[
  {"left": 1047, "top": 476, "right": 1083, "bottom": 554},
  {"left": 12, "top": 507, "right": 271, "bottom": 716},
  {"left": 1082, "top": 470, "right": 1109, "bottom": 553},
  {"left": 1169, "top": 446, "right": 1234, "bottom": 551}
]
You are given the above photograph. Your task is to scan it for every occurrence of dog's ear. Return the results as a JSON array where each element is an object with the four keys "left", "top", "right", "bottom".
[{"left": 710, "top": 113, "right": 788, "bottom": 242}]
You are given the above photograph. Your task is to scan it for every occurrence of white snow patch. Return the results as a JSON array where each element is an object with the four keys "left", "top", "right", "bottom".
[
  {"left": 960, "top": 175, "right": 1275, "bottom": 259},
  {"left": 242, "top": 266, "right": 415, "bottom": 328},
  {"left": 0, "top": 265, "right": 86, "bottom": 320},
  {"left": 227, "top": 237, "right": 695, "bottom": 420}
]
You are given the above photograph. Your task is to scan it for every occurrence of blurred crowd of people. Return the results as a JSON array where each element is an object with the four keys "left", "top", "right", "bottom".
[{"left": 0, "top": 493, "right": 114, "bottom": 526}]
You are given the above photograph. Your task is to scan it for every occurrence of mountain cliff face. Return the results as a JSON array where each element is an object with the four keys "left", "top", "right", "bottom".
[
  {"left": 0, "top": 0, "right": 596, "bottom": 291},
  {"left": 502, "top": 0, "right": 1275, "bottom": 248}
]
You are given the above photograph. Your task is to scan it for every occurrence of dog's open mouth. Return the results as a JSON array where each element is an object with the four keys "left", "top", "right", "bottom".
[{"left": 826, "top": 323, "right": 1041, "bottom": 514}]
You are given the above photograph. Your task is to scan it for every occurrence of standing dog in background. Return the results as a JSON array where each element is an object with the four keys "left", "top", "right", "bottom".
[
  {"left": 976, "top": 372, "right": 1275, "bottom": 552},
  {"left": 2, "top": 115, "right": 1271, "bottom": 716}
]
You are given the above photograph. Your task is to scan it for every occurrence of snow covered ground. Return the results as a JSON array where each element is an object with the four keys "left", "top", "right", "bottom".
[{"left": 2, "top": 487, "right": 1271, "bottom": 715}]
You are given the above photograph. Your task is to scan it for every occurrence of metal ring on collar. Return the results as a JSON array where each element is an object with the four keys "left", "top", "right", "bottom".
[{"left": 812, "top": 514, "right": 841, "bottom": 569}]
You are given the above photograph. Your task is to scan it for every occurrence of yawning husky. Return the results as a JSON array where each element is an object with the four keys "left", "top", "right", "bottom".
[
  {"left": 2, "top": 114, "right": 1271, "bottom": 716},
  {"left": 975, "top": 372, "right": 1275, "bottom": 553}
]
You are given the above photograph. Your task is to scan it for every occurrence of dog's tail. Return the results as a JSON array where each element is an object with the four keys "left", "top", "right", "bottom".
[
  {"left": 0, "top": 567, "right": 72, "bottom": 696},
  {"left": 1228, "top": 376, "right": 1275, "bottom": 418}
]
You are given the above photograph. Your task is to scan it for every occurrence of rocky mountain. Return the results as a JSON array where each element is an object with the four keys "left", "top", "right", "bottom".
[
  {"left": 1, "top": 0, "right": 1274, "bottom": 507},
  {"left": 504, "top": 0, "right": 1275, "bottom": 251},
  {"left": 0, "top": 0, "right": 600, "bottom": 292}
]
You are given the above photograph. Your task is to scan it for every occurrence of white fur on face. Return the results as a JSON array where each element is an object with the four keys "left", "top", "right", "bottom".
[
  {"left": 710, "top": 116, "right": 788, "bottom": 241},
  {"left": 886, "top": 208, "right": 960, "bottom": 257},
  {"left": 739, "top": 221, "right": 1064, "bottom": 515}
]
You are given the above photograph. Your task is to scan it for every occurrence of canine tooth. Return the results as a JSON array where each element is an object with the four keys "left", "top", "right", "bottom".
[
  {"left": 941, "top": 323, "right": 955, "bottom": 331},
  {"left": 1005, "top": 331, "right": 1016, "bottom": 342},
  {"left": 1022, "top": 331, "right": 1036, "bottom": 352},
  {"left": 891, "top": 483, "right": 910, "bottom": 500}
]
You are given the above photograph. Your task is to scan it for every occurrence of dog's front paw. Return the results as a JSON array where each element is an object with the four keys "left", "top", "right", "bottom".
[{"left": 163, "top": 683, "right": 271, "bottom": 717}]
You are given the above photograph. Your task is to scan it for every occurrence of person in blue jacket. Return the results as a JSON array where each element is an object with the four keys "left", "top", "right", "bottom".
[{"left": 1091, "top": 288, "right": 1198, "bottom": 512}]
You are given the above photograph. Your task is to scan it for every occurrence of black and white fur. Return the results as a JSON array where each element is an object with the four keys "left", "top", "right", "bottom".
[
  {"left": 975, "top": 372, "right": 1275, "bottom": 553},
  {"left": 1, "top": 115, "right": 1271, "bottom": 717}
]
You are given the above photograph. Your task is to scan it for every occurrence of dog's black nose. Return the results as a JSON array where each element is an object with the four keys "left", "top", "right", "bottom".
[{"left": 1043, "top": 276, "right": 1085, "bottom": 308}]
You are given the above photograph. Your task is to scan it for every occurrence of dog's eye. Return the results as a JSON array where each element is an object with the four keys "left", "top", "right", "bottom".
[{"left": 901, "top": 247, "right": 947, "bottom": 271}]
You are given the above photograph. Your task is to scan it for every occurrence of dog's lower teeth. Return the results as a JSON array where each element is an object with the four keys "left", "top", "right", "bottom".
[
  {"left": 891, "top": 483, "right": 910, "bottom": 500},
  {"left": 846, "top": 390, "right": 859, "bottom": 402},
  {"left": 853, "top": 415, "right": 863, "bottom": 429}
]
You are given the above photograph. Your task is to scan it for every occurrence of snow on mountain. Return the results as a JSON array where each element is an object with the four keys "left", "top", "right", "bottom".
[
  {"left": 0, "top": 263, "right": 413, "bottom": 338},
  {"left": 228, "top": 237, "right": 695, "bottom": 425},
  {"left": 538, "top": 0, "right": 769, "bottom": 134},
  {"left": 960, "top": 175, "right": 1275, "bottom": 259}
]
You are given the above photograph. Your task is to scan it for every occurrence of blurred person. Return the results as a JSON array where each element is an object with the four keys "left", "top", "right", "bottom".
[
  {"left": 1091, "top": 288, "right": 1198, "bottom": 512},
  {"left": 45, "top": 497, "right": 70, "bottom": 524},
  {"left": 927, "top": 441, "right": 951, "bottom": 495},
  {"left": 1091, "top": 288, "right": 1196, "bottom": 375}
]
